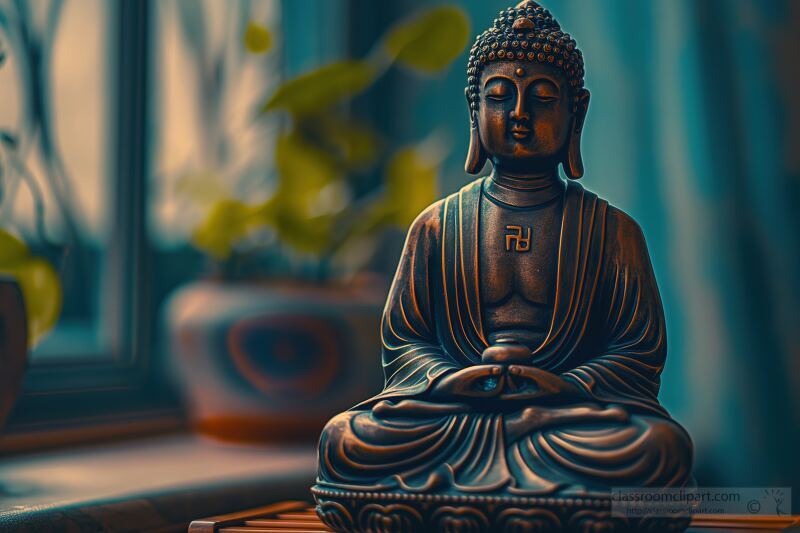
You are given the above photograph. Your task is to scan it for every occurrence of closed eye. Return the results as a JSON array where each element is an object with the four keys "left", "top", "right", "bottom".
[
  {"left": 487, "top": 93, "right": 511, "bottom": 102},
  {"left": 530, "top": 79, "right": 560, "bottom": 103},
  {"left": 484, "top": 78, "right": 513, "bottom": 102}
]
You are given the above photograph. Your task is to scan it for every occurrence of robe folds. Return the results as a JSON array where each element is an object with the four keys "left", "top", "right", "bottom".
[{"left": 317, "top": 178, "right": 693, "bottom": 496}]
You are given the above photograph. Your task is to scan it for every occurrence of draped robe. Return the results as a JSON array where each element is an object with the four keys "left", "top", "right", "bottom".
[{"left": 317, "top": 178, "right": 693, "bottom": 496}]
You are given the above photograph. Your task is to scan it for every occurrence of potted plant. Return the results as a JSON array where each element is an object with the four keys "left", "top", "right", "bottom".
[
  {"left": 0, "top": 232, "right": 61, "bottom": 431},
  {"left": 0, "top": 34, "right": 62, "bottom": 432},
  {"left": 165, "top": 6, "right": 471, "bottom": 441}
]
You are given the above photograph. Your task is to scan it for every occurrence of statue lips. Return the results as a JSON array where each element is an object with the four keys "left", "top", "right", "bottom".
[{"left": 510, "top": 125, "right": 531, "bottom": 140}]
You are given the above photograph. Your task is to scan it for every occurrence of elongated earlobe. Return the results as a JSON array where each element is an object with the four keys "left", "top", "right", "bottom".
[
  {"left": 563, "top": 89, "right": 590, "bottom": 180},
  {"left": 564, "top": 126, "right": 584, "bottom": 180},
  {"left": 464, "top": 87, "right": 488, "bottom": 175},
  {"left": 465, "top": 124, "right": 488, "bottom": 175}
]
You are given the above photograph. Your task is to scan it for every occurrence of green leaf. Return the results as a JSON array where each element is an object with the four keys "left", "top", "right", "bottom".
[
  {"left": 261, "top": 60, "right": 376, "bottom": 116},
  {"left": 0, "top": 229, "right": 30, "bottom": 264},
  {"left": 271, "top": 131, "right": 343, "bottom": 254},
  {"left": 314, "top": 116, "right": 381, "bottom": 170},
  {"left": 383, "top": 144, "right": 440, "bottom": 226},
  {"left": 191, "top": 199, "right": 250, "bottom": 260},
  {"left": 191, "top": 131, "right": 348, "bottom": 259},
  {"left": 192, "top": 198, "right": 272, "bottom": 260},
  {"left": 3, "top": 258, "right": 62, "bottom": 345},
  {"left": 174, "top": 169, "right": 229, "bottom": 207},
  {"left": 383, "top": 6, "right": 470, "bottom": 74},
  {"left": 244, "top": 22, "right": 272, "bottom": 54},
  {"left": 270, "top": 211, "right": 335, "bottom": 255},
  {"left": 0, "top": 229, "right": 62, "bottom": 345},
  {"left": 274, "top": 131, "right": 341, "bottom": 214}
]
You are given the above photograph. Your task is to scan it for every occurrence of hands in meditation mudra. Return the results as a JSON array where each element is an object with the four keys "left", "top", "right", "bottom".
[{"left": 314, "top": 2, "right": 693, "bottom": 531}]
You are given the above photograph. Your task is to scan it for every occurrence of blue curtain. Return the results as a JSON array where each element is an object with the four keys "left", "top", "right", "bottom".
[{"left": 400, "top": 0, "right": 800, "bottom": 499}]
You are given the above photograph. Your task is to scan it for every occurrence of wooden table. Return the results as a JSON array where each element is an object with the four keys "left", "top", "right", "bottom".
[{"left": 190, "top": 501, "right": 800, "bottom": 532}]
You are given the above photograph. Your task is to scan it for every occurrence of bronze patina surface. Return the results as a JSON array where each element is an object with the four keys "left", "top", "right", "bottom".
[{"left": 313, "top": 2, "right": 694, "bottom": 531}]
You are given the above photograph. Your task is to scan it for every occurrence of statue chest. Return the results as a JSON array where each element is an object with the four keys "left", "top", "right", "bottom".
[{"left": 478, "top": 195, "right": 563, "bottom": 311}]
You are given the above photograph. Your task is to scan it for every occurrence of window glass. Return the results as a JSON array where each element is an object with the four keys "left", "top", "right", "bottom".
[
  {"left": 0, "top": 0, "right": 110, "bottom": 362},
  {"left": 151, "top": 0, "right": 281, "bottom": 248}
]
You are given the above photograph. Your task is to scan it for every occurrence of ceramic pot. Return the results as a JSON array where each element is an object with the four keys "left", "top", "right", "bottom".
[
  {"left": 0, "top": 277, "right": 28, "bottom": 432},
  {"left": 165, "top": 278, "right": 386, "bottom": 442}
]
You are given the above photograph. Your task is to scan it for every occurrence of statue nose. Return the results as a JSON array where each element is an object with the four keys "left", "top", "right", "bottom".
[{"left": 510, "top": 99, "right": 530, "bottom": 122}]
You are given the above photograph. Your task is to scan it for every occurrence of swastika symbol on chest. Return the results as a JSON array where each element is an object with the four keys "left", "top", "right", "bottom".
[{"left": 504, "top": 225, "right": 532, "bottom": 252}]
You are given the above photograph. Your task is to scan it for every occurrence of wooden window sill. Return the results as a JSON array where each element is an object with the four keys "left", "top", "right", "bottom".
[{"left": 0, "top": 433, "right": 317, "bottom": 531}]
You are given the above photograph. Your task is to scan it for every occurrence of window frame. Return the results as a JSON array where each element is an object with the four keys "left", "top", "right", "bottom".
[
  {"left": 2, "top": 0, "right": 181, "bottom": 443},
  {"left": 3, "top": 0, "right": 357, "bottom": 447}
]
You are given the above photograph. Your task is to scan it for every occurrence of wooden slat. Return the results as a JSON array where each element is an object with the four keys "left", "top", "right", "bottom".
[
  {"left": 275, "top": 513, "right": 319, "bottom": 519},
  {"left": 189, "top": 501, "right": 310, "bottom": 532},
  {"left": 243, "top": 519, "right": 327, "bottom": 529},
  {"left": 221, "top": 529, "right": 326, "bottom": 533},
  {"left": 691, "top": 514, "right": 800, "bottom": 530}
]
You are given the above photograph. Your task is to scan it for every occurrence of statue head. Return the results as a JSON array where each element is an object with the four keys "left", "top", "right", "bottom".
[{"left": 465, "top": 1, "right": 589, "bottom": 179}]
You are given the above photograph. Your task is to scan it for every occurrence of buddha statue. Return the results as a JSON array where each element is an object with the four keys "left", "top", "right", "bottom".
[{"left": 313, "top": 2, "right": 694, "bottom": 531}]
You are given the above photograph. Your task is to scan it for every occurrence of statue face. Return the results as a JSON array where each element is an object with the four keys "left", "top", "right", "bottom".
[{"left": 477, "top": 60, "right": 574, "bottom": 169}]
